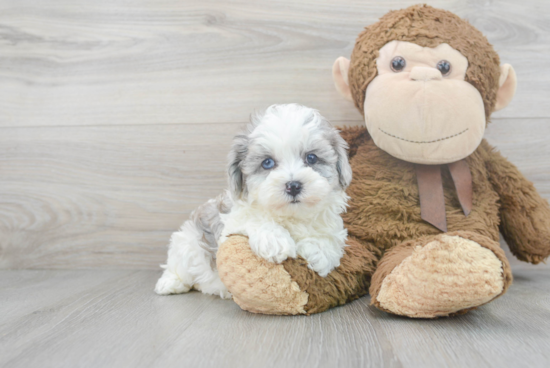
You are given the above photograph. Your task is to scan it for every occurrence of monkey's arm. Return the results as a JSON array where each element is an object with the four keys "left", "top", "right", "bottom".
[{"left": 481, "top": 140, "right": 550, "bottom": 264}]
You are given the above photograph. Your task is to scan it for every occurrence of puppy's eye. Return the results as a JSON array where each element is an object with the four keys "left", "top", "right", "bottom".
[
  {"left": 436, "top": 60, "right": 451, "bottom": 76},
  {"left": 390, "top": 56, "right": 406, "bottom": 72},
  {"left": 306, "top": 153, "right": 318, "bottom": 165},
  {"left": 261, "top": 158, "right": 275, "bottom": 170}
]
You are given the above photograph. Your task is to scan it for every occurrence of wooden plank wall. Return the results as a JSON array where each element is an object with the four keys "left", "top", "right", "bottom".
[{"left": 1, "top": 0, "right": 549, "bottom": 269}]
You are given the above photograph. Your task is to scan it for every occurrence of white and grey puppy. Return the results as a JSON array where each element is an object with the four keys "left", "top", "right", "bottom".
[{"left": 155, "top": 104, "right": 352, "bottom": 298}]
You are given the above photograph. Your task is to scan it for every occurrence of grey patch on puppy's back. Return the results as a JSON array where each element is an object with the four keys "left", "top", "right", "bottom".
[
  {"left": 189, "top": 191, "right": 233, "bottom": 266},
  {"left": 217, "top": 191, "right": 232, "bottom": 214}
]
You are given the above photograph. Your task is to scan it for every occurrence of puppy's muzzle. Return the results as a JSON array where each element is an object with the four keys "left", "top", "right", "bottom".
[{"left": 285, "top": 181, "right": 302, "bottom": 197}]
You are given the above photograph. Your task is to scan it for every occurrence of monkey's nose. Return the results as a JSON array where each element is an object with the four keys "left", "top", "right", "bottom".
[
  {"left": 410, "top": 67, "right": 442, "bottom": 81},
  {"left": 285, "top": 181, "right": 302, "bottom": 197}
]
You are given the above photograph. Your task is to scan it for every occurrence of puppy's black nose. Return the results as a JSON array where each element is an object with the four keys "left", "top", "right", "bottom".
[{"left": 285, "top": 181, "right": 302, "bottom": 197}]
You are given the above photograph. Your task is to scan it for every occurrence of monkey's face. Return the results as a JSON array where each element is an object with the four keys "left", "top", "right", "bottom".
[
  {"left": 332, "top": 7, "right": 517, "bottom": 165},
  {"left": 364, "top": 41, "right": 485, "bottom": 164}
]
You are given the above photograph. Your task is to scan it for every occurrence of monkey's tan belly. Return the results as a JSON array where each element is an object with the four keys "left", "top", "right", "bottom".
[{"left": 343, "top": 138, "right": 501, "bottom": 252}]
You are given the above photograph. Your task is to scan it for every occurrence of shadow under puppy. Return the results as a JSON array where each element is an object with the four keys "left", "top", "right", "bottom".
[{"left": 155, "top": 104, "right": 352, "bottom": 298}]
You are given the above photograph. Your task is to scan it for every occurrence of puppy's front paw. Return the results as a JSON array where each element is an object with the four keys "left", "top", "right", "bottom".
[
  {"left": 297, "top": 238, "right": 340, "bottom": 277},
  {"left": 249, "top": 224, "right": 296, "bottom": 264}
]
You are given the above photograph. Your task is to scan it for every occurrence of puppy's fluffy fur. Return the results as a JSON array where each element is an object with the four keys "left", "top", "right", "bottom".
[{"left": 155, "top": 104, "right": 352, "bottom": 298}]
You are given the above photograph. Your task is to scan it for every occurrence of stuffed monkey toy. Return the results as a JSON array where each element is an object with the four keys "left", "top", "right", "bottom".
[{"left": 216, "top": 4, "right": 550, "bottom": 318}]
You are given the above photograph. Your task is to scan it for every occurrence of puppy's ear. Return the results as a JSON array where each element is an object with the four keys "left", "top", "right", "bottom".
[
  {"left": 228, "top": 134, "right": 248, "bottom": 199},
  {"left": 332, "top": 130, "right": 353, "bottom": 189}
]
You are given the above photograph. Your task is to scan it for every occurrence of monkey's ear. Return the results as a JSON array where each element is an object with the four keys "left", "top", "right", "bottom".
[
  {"left": 494, "top": 64, "right": 517, "bottom": 111},
  {"left": 332, "top": 57, "right": 353, "bottom": 102}
]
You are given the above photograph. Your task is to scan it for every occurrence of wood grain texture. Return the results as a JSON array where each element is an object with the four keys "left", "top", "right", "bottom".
[
  {"left": 1, "top": 118, "right": 550, "bottom": 269},
  {"left": 0, "top": 268, "right": 549, "bottom": 368},
  {"left": 0, "top": 123, "right": 236, "bottom": 268},
  {"left": 0, "top": 0, "right": 549, "bottom": 128}
]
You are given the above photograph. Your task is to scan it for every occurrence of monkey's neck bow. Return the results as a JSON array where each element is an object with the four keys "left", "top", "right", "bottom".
[{"left": 415, "top": 159, "right": 473, "bottom": 232}]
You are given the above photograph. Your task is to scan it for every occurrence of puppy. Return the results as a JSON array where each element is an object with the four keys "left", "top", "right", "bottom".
[{"left": 155, "top": 104, "right": 352, "bottom": 298}]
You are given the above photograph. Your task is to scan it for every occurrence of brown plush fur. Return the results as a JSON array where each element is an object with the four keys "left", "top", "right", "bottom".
[
  {"left": 484, "top": 147, "right": 550, "bottom": 264},
  {"left": 349, "top": 4, "right": 501, "bottom": 120},
  {"left": 337, "top": 5, "right": 550, "bottom": 316},
  {"left": 342, "top": 127, "right": 501, "bottom": 251},
  {"left": 341, "top": 126, "right": 550, "bottom": 267},
  {"left": 341, "top": 8, "right": 550, "bottom": 313},
  {"left": 283, "top": 236, "right": 380, "bottom": 314}
]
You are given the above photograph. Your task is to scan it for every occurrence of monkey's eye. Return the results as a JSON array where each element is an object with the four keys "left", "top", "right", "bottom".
[
  {"left": 261, "top": 158, "right": 275, "bottom": 170},
  {"left": 436, "top": 60, "right": 451, "bottom": 76},
  {"left": 306, "top": 153, "right": 318, "bottom": 165},
  {"left": 390, "top": 56, "right": 406, "bottom": 72}
]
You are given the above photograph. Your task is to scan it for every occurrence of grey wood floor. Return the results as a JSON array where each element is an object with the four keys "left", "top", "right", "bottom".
[
  {"left": 1, "top": 263, "right": 550, "bottom": 368},
  {"left": 1, "top": 0, "right": 550, "bottom": 367}
]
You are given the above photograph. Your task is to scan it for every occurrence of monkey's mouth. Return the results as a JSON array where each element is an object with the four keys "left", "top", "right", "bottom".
[{"left": 379, "top": 128, "right": 469, "bottom": 144}]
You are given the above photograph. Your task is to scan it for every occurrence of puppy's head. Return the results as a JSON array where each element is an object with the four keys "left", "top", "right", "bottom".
[{"left": 228, "top": 104, "right": 352, "bottom": 216}]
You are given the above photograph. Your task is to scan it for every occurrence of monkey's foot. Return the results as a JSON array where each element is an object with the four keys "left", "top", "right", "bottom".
[
  {"left": 370, "top": 231, "right": 512, "bottom": 318},
  {"left": 217, "top": 235, "right": 378, "bottom": 315}
]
